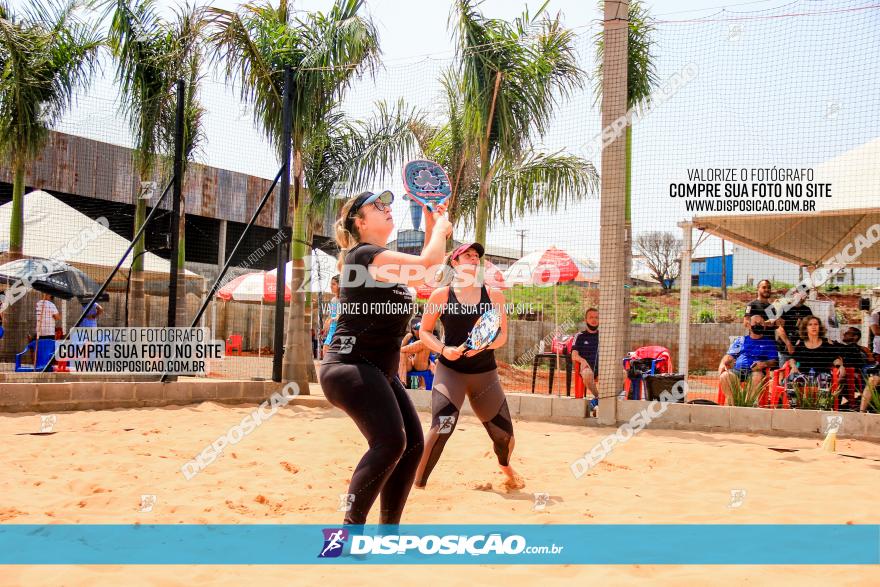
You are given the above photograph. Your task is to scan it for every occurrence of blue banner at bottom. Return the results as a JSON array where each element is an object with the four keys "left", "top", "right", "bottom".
[{"left": 0, "top": 524, "right": 877, "bottom": 565}]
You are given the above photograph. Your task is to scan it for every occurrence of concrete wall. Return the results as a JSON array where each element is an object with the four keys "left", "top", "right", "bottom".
[
  {"left": 2, "top": 381, "right": 878, "bottom": 441},
  {"left": 0, "top": 379, "right": 290, "bottom": 413}
]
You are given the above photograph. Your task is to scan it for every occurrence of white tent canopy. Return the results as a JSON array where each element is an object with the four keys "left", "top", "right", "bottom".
[
  {"left": 689, "top": 137, "right": 880, "bottom": 268},
  {"left": 677, "top": 138, "right": 880, "bottom": 374},
  {"left": 0, "top": 190, "right": 200, "bottom": 283}
]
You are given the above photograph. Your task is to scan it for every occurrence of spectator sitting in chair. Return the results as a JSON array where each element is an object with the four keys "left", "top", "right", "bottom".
[
  {"left": 832, "top": 327, "right": 878, "bottom": 411},
  {"left": 837, "top": 327, "right": 874, "bottom": 369},
  {"left": 399, "top": 320, "right": 434, "bottom": 387},
  {"left": 785, "top": 316, "right": 845, "bottom": 379},
  {"left": 571, "top": 308, "right": 599, "bottom": 399},
  {"left": 719, "top": 314, "right": 778, "bottom": 405}
]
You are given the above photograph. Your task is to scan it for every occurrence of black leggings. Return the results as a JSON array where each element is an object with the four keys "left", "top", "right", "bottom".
[
  {"left": 319, "top": 360, "right": 424, "bottom": 525},
  {"left": 415, "top": 363, "right": 514, "bottom": 488}
]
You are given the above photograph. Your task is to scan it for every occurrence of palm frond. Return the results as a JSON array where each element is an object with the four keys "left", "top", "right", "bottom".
[
  {"left": 490, "top": 151, "right": 598, "bottom": 223},
  {"left": 592, "top": 0, "right": 659, "bottom": 112},
  {"left": 208, "top": 0, "right": 379, "bottom": 161},
  {"left": 304, "top": 99, "right": 423, "bottom": 215},
  {"left": 0, "top": 0, "right": 101, "bottom": 168},
  {"left": 454, "top": 0, "right": 584, "bottom": 165}
]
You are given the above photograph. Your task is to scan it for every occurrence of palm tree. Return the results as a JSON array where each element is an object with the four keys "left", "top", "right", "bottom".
[
  {"left": 0, "top": 0, "right": 101, "bottom": 359},
  {"left": 0, "top": 0, "right": 101, "bottom": 258},
  {"left": 593, "top": 0, "right": 659, "bottom": 342},
  {"left": 100, "top": 0, "right": 207, "bottom": 326},
  {"left": 452, "top": 0, "right": 598, "bottom": 249},
  {"left": 409, "top": 70, "right": 479, "bottom": 233},
  {"left": 210, "top": 0, "right": 421, "bottom": 388}
]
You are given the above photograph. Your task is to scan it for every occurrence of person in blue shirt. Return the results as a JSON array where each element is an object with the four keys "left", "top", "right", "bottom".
[
  {"left": 571, "top": 307, "right": 599, "bottom": 399},
  {"left": 718, "top": 314, "right": 778, "bottom": 404},
  {"left": 321, "top": 275, "right": 340, "bottom": 358}
]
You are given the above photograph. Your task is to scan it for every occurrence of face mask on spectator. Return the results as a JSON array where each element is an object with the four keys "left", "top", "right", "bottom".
[{"left": 751, "top": 325, "right": 772, "bottom": 337}]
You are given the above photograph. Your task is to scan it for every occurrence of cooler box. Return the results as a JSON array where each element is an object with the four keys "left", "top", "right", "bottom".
[{"left": 644, "top": 373, "right": 685, "bottom": 402}]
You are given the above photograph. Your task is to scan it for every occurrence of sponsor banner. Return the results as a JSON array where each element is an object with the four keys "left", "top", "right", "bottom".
[{"left": 0, "top": 524, "right": 877, "bottom": 564}]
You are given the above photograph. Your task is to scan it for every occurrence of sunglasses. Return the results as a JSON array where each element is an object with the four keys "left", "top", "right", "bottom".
[{"left": 345, "top": 190, "right": 394, "bottom": 231}]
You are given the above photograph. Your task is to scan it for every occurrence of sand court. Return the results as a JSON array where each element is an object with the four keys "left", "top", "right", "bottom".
[{"left": 0, "top": 400, "right": 877, "bottom": 583}]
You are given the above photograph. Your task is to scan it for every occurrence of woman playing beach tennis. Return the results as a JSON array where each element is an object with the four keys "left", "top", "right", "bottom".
[
  {"left": 414, "top": 243, "right": 524, "bottom": 490},
  {"left": 320, "top": 190, "right": 451, "bottom": 526}
]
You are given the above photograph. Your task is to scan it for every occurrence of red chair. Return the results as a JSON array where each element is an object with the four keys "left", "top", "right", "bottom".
[
  {"left": 717, "top": 367, "right": 775, "bottom": 407},
  {"left": 226, "top": 334, "right": 243, "bottom": 356},
  {"left": 765, "top": 364, "right": 792, "bottom": 408},
  {"left": 831, "top": 367, "right": 860, "bottom": 411},
  {"left": 623, "top": 346, "right": 672, "bottom": 400},
  {"left": 769, "top": 366, "right": 850, "bottom": 411},
  {"left": 572, "top": 367, "right": 586, "bottom": 399},
  {"left": 550, "top": 334, "right": 575, "bottom": 355}
]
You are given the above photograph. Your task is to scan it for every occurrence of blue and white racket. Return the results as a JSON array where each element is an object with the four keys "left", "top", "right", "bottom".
[
  {"left": 465, "top": 307, "right": 502, "bottom": 351},
  {"left": 403, "top": 160, "right": 451, "bottom": 212}
]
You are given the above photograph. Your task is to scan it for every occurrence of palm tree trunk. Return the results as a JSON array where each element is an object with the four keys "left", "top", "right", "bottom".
[
  {"left": 0, "top": 165, "right": 28, "bottom": 362},
  {"left": 474, "top": 168, "right": 491, "bottom": 247},
  {"left": 282, "top": 151, "right": 316, "bottom": 391},
  {"left": 8, "top": 165, "right": 25, "bottom": 258},
  {"left": 129, "top": 186, "right": 147, "bottom": 326},
  {"left": 474, "top": 72, "right": 502, "bottom": 249}
]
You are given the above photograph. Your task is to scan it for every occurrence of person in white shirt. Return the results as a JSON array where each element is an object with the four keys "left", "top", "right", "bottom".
[
  {"left": 32, "top": 293, "right": 59, "bottom": 367},
  {"left": 35, "top": 293, "right": 59, "bottom": 340}
]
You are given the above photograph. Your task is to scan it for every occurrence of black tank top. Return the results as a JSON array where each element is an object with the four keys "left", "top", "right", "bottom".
[{"left": 438, "top": 285, "right": 497, "bottom": 374}]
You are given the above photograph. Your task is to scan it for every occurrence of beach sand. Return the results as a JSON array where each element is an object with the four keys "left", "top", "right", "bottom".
[{"left": 1, "top": 400, "right": 877, "bottom": 585}]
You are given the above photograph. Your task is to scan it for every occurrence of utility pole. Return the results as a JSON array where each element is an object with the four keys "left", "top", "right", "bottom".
[
  {"left": 721, "top": 238, "right": 727, "bottom": 300},
  {"left": 516, "top": 229, "right": 527, "bottom": 258}
]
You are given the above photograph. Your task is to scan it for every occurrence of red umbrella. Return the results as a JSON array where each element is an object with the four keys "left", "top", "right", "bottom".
[
  {"left": 502, "top": 246, "right": 591, "bottom": 286},
  {"left": 216, "top": 271, "right": 291, "bottom": 302},
  {"left": 503, "top": 246, "right": 592, "bottom": 384},
  {"left": 416, "top": 258, "right": 508, "bottom": 299}
]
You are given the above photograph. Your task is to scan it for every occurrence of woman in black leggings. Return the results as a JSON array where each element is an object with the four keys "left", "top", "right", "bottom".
[
  {"left": 320, "top": 190, "right": 451, "bottom": 526},
  {"left": 414, "top": 243, "right": 524, "bottom": 490}
]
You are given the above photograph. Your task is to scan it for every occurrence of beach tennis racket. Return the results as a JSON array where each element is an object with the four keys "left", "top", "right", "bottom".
[
  {"left": 403, "top": 159, "right": 451, "bottom": 212},
  {"left": 465, "top": 307, "right": 502, "bottom": 351}
]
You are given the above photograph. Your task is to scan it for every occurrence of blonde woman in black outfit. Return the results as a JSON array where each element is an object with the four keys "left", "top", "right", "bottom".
[{"left": 320, "top": 191, "right": 451, "bottom": 526}]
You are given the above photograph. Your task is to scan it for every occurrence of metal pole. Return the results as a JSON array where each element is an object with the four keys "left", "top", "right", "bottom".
[
  {"left": 272, "top": 65, "right": 293, "bottom": 383},
  {"left": 721, "top": 238, "right": 728, "bottom": 300},
  {"left": 40, "top": 178, "right": 175, "bottom": 372},
  {"left": 158, "top": 166, "right": 284, "bottom": 383},
  {"left": 167, "top": 79, "right": 185, "bottom": 327},
  {"left": 678, "top": 221, "right": 693, "bottom": 376}
]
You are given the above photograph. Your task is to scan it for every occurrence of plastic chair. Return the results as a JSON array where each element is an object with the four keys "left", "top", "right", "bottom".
[
  {"left": 767, "top": 366, "right": 849, "bottom": 410},
  {"left": 407, "top": 353, "right": 436, "bottom": 390},
  {"left": 15, "top": 339, "right": 56, "bottom": 372},
  {"left": 831, "top": 367, "right": 860, "bottom": 411},
  {"left": 717, "top": 367, "right": 774, "bottom": 407},
  {"left": 572, "top": 366, "right": 585, "bottom": 399},
  {"left": 226, "top": 334, "right": 243, "bottom": 356},
  {"left": 623, "top": 347, "right": 672, "bottom": 400},
  {"left": 766, "top": 364, "right": 792, "bottom": 408}
]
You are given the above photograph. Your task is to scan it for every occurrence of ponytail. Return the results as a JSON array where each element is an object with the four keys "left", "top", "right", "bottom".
[{"left": 334, "top": 195, "right": 366, "bottom": 273}]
